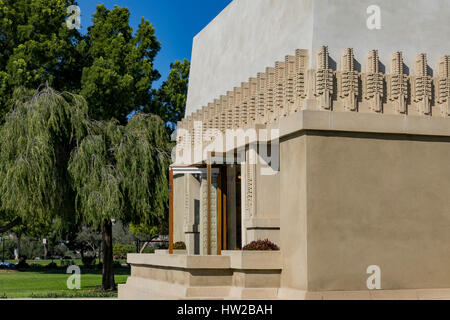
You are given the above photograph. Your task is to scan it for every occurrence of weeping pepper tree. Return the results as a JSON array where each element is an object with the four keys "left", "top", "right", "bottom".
[
  {"left": 0, "top": 86, "right": 90, "bottom": 250},
  {"left": 68, "top": 114, "right": 170, "bottom": 290}
]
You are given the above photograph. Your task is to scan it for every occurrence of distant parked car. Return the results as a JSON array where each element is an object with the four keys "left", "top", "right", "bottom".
[
  {"left": 0, "top": 262, "right": 15, "bottom": 269},
  {"left": 34, "top": 257, "right": 41, "bottom": 260}
]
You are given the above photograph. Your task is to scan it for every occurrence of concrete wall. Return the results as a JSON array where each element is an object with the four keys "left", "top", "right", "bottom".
[
  {"left": 186, "top": 0, "right": 314, "bottom": 115},
  {"left": 279, "top": 133, "right": 308, "bottom": 291},
  {"left": 186, "top": 0, "right": 450, "bottom": 116},
  {"left": 304, "top": 132, "right": 450, "bottom": 291},
  {"left": 173, "top": 175, "right": 185, "bottom": 243},
  {"left": 311, "top": 0, "right": 450, "bottom": 71},
  {"left": 246, "top": 162, "right": 281, "bottom": 245}
]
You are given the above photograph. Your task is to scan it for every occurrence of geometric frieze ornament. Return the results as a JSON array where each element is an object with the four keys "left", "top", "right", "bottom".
[
  {"left": 226, "top": 91, "right": 234, "bottom": 130},
  {"left": 248, "top": 77, "right": 258, "bottom": 124},
  {"left": 265, "top": 67, "right": 276, "bottom": 123},
  {"left": 183, "top": 174, "right": 191, "bottom": 229},
  {"left": 338, "top": 48, "right": 359, "bottom": 112},
  {"left": 363, "top": 50, "right": 384, "bottom": 113},
  {"left": 213, "top": 99, "right": 221, "bottom": 132},
  {"left": 219, "top": 95, "right": 228, "bottom": 132},
  {"left": 199, "top": 174, "right": 218, "bottom": 256},
  {"left": 313, "top": 46, "right": 334, "bottom": 110},
  {"left": 275, "top": 61, "right": 286, "bottom": 120},
  {"left": 437, "top": 55, "right": 450, "bottom": 115},
  {"left": 388, "top": 51, "right": 409, "bottom": 114},
  {"left": 244, "top": 149, "right": 256, "bottom": 219},
  {"left": 175, "top": 46, "right": 450, "bottom": 164},
  {"left": 412, "top": 53, "right": 432, "bottom": 115},
  {"left": 284, "top": 55, "right": 296, "bottom": 116},
  {"left": 233, "top": 87, "right": 242, "bottom": 129},
  {"left": 294, "top": 49, "right": 309, "bottom": 112},
  {"left": 241, "top": 82, "right": 250, "bottom": 127},
  {"left": 256, "top": 72, "right": 267, "bottom": 123}
]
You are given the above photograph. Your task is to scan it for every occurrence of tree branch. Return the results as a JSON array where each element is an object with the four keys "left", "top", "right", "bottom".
[{"left": 0, "top": 217, "right": 22, "bottom": 233}]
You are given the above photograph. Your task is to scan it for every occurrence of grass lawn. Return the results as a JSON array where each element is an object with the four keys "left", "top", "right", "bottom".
[{"left": 0, "top": 260, "right": 130, "bottom": 299}]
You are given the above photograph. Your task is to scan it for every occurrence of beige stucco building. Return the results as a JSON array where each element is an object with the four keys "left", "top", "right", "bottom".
[{"left": 119, "top": 0, "right": 450, "bottom": 300}]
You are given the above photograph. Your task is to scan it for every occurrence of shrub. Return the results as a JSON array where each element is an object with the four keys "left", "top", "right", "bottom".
[
  {"left": 141, "top": 246, "right": 155, "bottom": 254},
  {"left": 45, "top": 262, "right": 58, "bottom": 269},
  {"left": 16, "top": 256, "right": 30, "bottom": 269},
  {"left": 242, "top": 239, "right": 280, "bottom": 251},
  {"left": 173, "top": 242, "right": 186, "bottom": 250},
  {"left": 113, "top": 243, "right": 136, "bottom": 260},
  {"left": 81, "top": 255, "right": 96, "bottom": 267}
]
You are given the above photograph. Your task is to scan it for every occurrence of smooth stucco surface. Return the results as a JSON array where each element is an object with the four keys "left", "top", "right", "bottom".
[
  {"left": 186, "top": 0, "right": 450, "bottom": 116},
  {"left": 305, "top": 132, "right": 450, "bottom": 291},
  {"left": 186, "top": 0, "right": 314, "bottom": 115}
]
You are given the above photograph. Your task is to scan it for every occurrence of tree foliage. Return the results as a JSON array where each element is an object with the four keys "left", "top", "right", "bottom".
[
  {"left": 146, "top": 59, "right": 190, "bottom": 130},
  {"left": 0, "top": 2, "right": 163, "bottom": 126},
  {"left": 68, "top": 112, "right": 170, "bottom": 290},
  {"left": 0, "top": 0, "right": 81, "bottom": 124},
  {"left": 0, "top": 86, "right": 89, "bottom": 227},
  {"left": 79, "top": 5, "right": 161, "bottom": 124},
  {"left": 68, "top": 113, "right": 170, "bottom": 230}
]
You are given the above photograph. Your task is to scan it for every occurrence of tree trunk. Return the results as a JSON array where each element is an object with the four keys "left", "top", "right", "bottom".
[
  {"left": 16, "top": 233, "right": 21, "bottom": 260},
  {"left": 102, "top": 219, "right": 115, "bottom": 291}
]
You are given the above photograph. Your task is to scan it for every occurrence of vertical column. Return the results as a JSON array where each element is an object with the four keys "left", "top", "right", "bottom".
[
  {"left": 169, "top": 168, "right": 174, "bottom": 254},
  {"left": 207, "top": 160, "right": 212, "bottom": 255},
  {"left": 183, "top": 174, "right": 200, "bottom": 255},
  {"left": 217, "top": 170, "right": 222, "bottom": 256},
  {"left": 200, "top": 167, "right": 219, "bottom": 255},
  {"left": 226, "top": 166, "right": 237, "bottom": 250},
  {"left": 222, "top": 168, "right": 227, "bottom": 251}
]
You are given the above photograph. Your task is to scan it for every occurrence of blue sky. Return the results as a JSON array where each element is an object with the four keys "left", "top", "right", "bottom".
[{"left": 76, "top": 0, "right": 232, "bottom": 88}]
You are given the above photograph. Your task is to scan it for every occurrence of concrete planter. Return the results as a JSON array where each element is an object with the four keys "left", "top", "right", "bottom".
[
  {"left": 154, "top": 249, "right": 187, "bottom": 255},
  {"left": 222, "top": 250, "right": 282, "bottom": 270}
]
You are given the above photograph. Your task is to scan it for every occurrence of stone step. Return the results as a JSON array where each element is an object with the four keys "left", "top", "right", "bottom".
[
  {"left": 180, "top": 297, "right": 226, "bottom": 300},
  {"left": 185, "top": 286, "right": 231, "bottom": 298},
  {"left": 230, "top": 287, "right": 279, "bottom": 300}
]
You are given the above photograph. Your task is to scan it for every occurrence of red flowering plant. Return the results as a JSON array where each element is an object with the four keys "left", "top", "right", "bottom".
[{"left": 242, "top": 239, "right": 280, "bottom": 251}]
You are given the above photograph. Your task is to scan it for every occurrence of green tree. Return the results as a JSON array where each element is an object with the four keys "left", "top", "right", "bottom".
[
  {"left": 79, "top": 4, "right": 161, "bottom": 125},
  {"left": 0, "top": 1, "right": 175, "bottom": 290},
  {"left": 145, "top": 59, "right": 190, "bottom": 131},
  {"left": 0, "top": 0, "right": 82, "bottom": 124},
  {"left": 0, "top": 86, "right": 89, "bottom": 253},
  {"left": 68, "top": 113, "right": 170, "bottom": 290}
]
